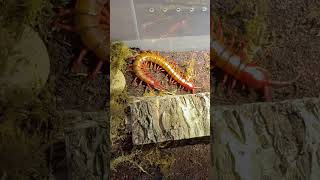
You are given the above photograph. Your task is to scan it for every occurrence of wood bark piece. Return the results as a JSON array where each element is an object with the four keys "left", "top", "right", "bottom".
[
  {"left": 62, "top": 111, "right": 109, "bottom": 180},
  {"left": 129, "top": 92, "right": 210, "bottom": 145},
  {"left": 211, "top": 98, "right": 320, "bottom": 180}
]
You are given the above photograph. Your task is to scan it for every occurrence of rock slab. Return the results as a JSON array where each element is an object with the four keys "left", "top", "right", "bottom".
[
  {"left": 130, "top": 92, "right": 210, "bottom": 145},
  {"left": 211, "top": 98, "right": 320, "bottom": 180},
  {"left": 62, "top": 111, "right": 109, "bottom": 180}
]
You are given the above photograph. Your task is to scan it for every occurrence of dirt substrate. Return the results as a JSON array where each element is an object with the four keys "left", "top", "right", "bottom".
[{"left": 111, "top": 143, "right": 210, "bottom": 180}]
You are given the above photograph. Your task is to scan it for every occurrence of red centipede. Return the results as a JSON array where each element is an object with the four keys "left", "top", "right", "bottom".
[
  {"left": 128, "top": 51, "right": 201, "bottom": 94},
  {"left": 53, "top": 0, "right": 109, "bottom": 79},
  {"left": 211, "top": 16, "right": 300, "bottom": 101}
]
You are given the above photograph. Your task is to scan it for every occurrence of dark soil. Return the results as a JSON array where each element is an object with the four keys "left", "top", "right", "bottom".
[
  {"left": 48, "top": 29, "right": 109, "bottom": 111},
  {"left": 211, "top": 0, "right": 320, "bottom": 105},
  {"left": 110, "top": 142, "right": 210, "bottom": 180}
]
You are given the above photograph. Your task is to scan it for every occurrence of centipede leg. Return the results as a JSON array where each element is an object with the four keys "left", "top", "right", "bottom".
[
  {"left": 231, "top": 79, "right": 237, "bottom": 89},
  {"left": 99, "top": 15, "right": 108, "bottom": 24},
  {"left": 132, "top": 77, "right": 138, "bottom": 86},
  {"left": 263, "top": 86, "right": 271, "bottom": 102},
  {"left": 228, "top": 35, "right": 235, "bottom": 49},
  {"left": 222, "top": 74, "right": 228, "bottom": 85},
  {"left": 237, "top": 41, "right": 249, "bottom": 62},
  {"left": 156, "top": 66, "right": 162, "bottom": 72},
  {"left": 54, "top": 23, "right": 75, "bottom": 32},
  {"left": 149, "top": 62, "right": 153, "bottom": 69},
  {"left": 72, "top": 49, "right": 88, "bottom": 73},
  {"left": 217, "top": 19, "right": 224, "bottom": 42},
  {"left": 101, "top": 7, "right": 108, "bottom": 17},
  {"left": 88, "top": 60, "right": 104, "bottom": 80},
  {"left": 126, "top": 64, "right": 134, "bottom": 72},
  {"left": 52, "top": 7, "right": 75, "bottom": 32}
]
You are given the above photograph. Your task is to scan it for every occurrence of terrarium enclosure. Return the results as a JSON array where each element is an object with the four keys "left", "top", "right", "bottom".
[
  {"left": 110, "top": 0, "right": 210, "bottom": 178},
  {"left": 110, "top": 0, "right": 210, "bottom": 96},
  {"left": 110, "top": 0, "right": 210, "bottom": 140},
  {"left": 110, "top": 0, "right": 210, "bottom": 51}
]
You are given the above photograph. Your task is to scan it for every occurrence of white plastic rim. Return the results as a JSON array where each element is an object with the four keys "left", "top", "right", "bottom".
[{"left": 122, "top": 35, "right": 210, "bottom": 52}]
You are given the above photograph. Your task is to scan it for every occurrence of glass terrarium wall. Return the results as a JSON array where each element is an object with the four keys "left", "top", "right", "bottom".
[{"left": 110, "top": 0, "right": 210, "bottom": 52}]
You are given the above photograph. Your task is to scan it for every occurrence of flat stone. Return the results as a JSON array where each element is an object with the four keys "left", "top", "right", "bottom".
[
  {"left": 211, "top": 98, "right": 320, "bottom": 180},
  {"left": 129, "top": 92, "right": 210, "bottom": 145}
]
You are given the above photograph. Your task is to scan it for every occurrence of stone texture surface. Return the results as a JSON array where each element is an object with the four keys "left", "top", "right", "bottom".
[
  {"left": 211, "top": 98, "right": 320, "bottom": 180},
  {"left": 129, "top": 92, "right": 210, "bottom": 145},
  {"left": 62, "top": 111, "right": 109, "bottom": 180}
]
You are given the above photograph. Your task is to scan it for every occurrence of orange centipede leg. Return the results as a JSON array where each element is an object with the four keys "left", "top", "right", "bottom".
[
  {"left": 99, "top": 15, "right": 108, "bottom": 24},
  {"left": 54, "top": 6, "right": 73, "bottom": 16},
  {"left": 52, "top": 8, "right": 75, "bottom": 31},
  {"left": 228, "top": 35, "right": 235, "bottom": 49},
  {"left": 222, "top": 74, "right": 228, "bottom": 85},
  {"left": 72, "top": 48, "right": 88, "bottom": 73},
  {"left": 263, "top": 86, "right": 271, "bottom": 102},
  {"left": 54, "top": 23, "right": 75, "bottom": 32},
  {"left": 88, "top": 60, "right": 104, "bottom": 80},
  {"left": 101, "top": 8, "right": 107, "bottom": 16},
  {"left": 217, "top": 19, "right": 223, "bottom": 41},
  {"left": 132, "top": 77, "right": 138, "bottom": 85},
  {"left": 231, "top": 79, "right": 237, "bottom": 89}
]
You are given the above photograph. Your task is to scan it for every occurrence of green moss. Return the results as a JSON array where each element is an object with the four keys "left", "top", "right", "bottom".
[
  {"left": 109, "top": 42, "right": 135, "bottom": 145},
  {"left": 110, "top": 41, "right": 134, "bottom": 74},
  {"left": 110, "top": 92, "right": 128, "bottom": 146},
  {"left": 111, "top": 147, "right": 175, "bottom": 177},
  {"left": 224, "top": 0, "right": 269, "bottom": 60}
]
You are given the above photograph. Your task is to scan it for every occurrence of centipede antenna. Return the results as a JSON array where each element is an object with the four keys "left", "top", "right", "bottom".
[
  {"left": 228, "top": 35, "right": 235, "bottom": 50},
  {"left": 231, "top": 79, "right": 237, "bottom": 89},
  {"left": 217, "top": 18, "right": 223, "bottom": 42},
  {"left": 269, "top": 71, "right": 301, "bottom": 86}
]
